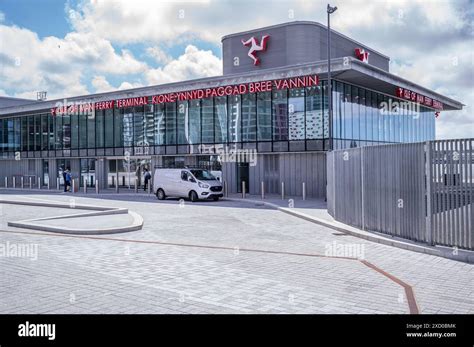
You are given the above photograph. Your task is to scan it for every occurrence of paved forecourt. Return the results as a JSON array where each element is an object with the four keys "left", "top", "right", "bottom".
[{"left": 0, "top": 191, "right": 472, "bottom": 314}]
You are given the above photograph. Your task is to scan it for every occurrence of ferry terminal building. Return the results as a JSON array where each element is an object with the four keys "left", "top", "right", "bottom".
[{"left": 0, "top": 21, "right": 463, "bottom": 197}]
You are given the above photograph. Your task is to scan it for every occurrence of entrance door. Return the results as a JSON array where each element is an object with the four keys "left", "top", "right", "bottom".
[{"left": 237, "top": 162, "right": 249, "bottom": 193}]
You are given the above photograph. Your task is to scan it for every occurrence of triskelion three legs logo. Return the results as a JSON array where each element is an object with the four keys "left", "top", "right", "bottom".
[{"left": 241, "top": 35, "right": 270, "bottom": 66}]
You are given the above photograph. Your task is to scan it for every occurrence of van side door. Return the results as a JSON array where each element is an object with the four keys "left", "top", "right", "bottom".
[{"left": 179, "top": 170, "right": 192, "bottom": 197}]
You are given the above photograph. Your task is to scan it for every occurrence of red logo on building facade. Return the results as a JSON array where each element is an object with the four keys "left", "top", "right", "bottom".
[
  {"left": 355, "top": 48, "right": 369, "bottom": 63},
  {"left": 241, "top": 35, "right": 270, "bottom": 66}
]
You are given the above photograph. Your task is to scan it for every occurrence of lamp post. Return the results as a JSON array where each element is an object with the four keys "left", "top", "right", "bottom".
[{"left": 327, "top": 4, "right": 338, "bottom": 150}]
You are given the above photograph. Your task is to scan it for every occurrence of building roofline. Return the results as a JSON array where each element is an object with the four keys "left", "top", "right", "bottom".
[
  {"left": 221, "top": 20, "right": 391, "bottom": 60},
  {"left": 350, "top": 58, "right": 464, "bottom": 109},
  {"left": 0, "top": 57, "right": 463, "bottom": 116}
]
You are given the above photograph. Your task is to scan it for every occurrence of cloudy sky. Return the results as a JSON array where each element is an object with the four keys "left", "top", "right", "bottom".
[{"left": 0, "top": 0, "right": 472, "bottom": 138}]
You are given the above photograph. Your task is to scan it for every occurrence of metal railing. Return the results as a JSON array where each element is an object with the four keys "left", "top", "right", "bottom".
[{"left": 327, "top": 139, "right": 473, "bottom": 250}]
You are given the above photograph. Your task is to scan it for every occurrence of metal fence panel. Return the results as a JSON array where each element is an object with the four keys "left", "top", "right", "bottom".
[{"left": 326, "top": 139, "right": 473, "bottom": 250}]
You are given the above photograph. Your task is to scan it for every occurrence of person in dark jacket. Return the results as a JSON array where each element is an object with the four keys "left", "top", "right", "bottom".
[
  {"left": 64, "top": 168, "right": 71, "bottom": 192},
  {"left": 62, "top": 169, "right": 68, "bottom": 192},
  {"left": 143, "top": 168, "right": 151, "bottom": 191}
]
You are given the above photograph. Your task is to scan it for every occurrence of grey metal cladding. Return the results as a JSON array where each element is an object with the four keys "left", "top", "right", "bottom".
[{"left": 222, "top": 21, "right": 390, "bottom": 75}]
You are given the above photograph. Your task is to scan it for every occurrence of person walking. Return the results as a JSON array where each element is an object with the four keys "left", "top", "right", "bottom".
[
  {"left": 143, "top": 168, "right": 151, "bottom": 192},
  {"left": 62, "top": 169, "right": 68, "bottom": 192},
  {"left": 65, "top": 168, "right": 72, "bottom": 192}
]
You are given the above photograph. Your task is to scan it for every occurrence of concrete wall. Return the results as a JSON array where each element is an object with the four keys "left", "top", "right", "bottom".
[
  {"left": 222, "top": 21, "right": 389, "bottom": 75},
  {"left": 221, "top": 152, "right": 327, "bottom": 198}
]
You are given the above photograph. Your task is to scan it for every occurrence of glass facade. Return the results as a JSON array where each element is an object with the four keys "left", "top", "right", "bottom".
[
  {"left": 0, "top": 80, "right": 436, "bottom": 156},
  {"left": 332, "top": 81, "right": 435, "bottom": 149}
]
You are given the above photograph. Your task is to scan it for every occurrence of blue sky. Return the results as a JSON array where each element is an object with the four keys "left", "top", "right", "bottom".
[{"left": 0, "top": 0, "right": 472, "bottom": 138}]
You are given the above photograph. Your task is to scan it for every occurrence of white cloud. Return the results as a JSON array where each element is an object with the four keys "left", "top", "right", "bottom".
[
  {"left": 146, "top": 45, "right": 221, "bottom": 85},
  {"left": 92, "top": 75, "right": 144, "bottom": 93},
  {"left": 146, "top": 46, "right": 172, "bottom": 64},
  {"left": 0, "top": 11, "right": 5, "bottom": 23},
  {"left": 91, "top": 75, "right": 114, "bottom": 93},
  {"left": 0, "top": 24, "right": 147, "bottom": 99}
]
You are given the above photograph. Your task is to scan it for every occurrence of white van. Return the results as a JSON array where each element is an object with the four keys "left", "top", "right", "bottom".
[{"left": 154, "top": 168, "right": 223, "bottom": 202}]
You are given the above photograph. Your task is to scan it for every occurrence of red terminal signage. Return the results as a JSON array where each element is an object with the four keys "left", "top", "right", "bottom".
[
  {"left": 396, "top": 87, "right": 443, "bottom": 110},
  {"left": 51, "top": 75, "right": 319, "bottom": 116}
]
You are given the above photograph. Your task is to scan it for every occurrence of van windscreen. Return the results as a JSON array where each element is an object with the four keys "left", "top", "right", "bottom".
[{"left": 190, "top": 170, "right": 216, "bottom": 181}]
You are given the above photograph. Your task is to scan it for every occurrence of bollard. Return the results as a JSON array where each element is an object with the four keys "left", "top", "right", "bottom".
[
  {"left": 242, "top": 181, "right": 246, "bottom": 199},
  {"left": 112, "top": 176, "right": 115, "bottom": 188},
  {"left": 147, "top": 181, "right": 151, "bottom": 195},
  {"left": 134, "top": 177, "right": 138, "bottom": 193},
  {"left": 302, "top": 182, "right": 306, "bottom": 201},
  {"left": 281, "top": 182, "right": 285, "bottom": 200},
  {"left": 4, "top": 177, "right": 7, "bottom": 188},
  {"left": 21, "top": 177, "right": 24, "bottom": 189},
  {"left": 38, "top": 177, "right": 41, "bottom": 189},
  {"left": 95, "top": 180, "right": 99, "bottom": 194},
  {"left": 47, "top": 179, "right": 50, "bottom": 190},
  {"left": 261, "top": 181, "right": 265, "bottom": 200},
  {"left": 224, "top": 180, "right": 228, "bottom": 197},
  {"left": 115, "top": 181, "right": 119, "bottom": 194},
  {"left": 84, "top": 179, "right": 87, "bottom": 194},
  {"left": 13, "top": 177, "right": 16, "bottom": 189},
  {"left": 72, "top": 179, "right": 75, "bottom": 194},
  {"left": 29, "top": 177, "right": 32, "bottom": 189},
  {"left": 57, "top": 177, "right": 60, "bottom": 190}
]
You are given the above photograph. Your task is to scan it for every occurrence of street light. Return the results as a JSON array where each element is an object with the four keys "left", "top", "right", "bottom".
[{"left": 327, "top": 4, "right": 337, "bottom": 151}]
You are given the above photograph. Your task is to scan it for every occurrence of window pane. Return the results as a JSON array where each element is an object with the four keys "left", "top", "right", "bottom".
[
  {"left": 359, "top": 89, "right": 366, "bottom": 141},
  {"left": 105, "top": 109, "right": 114, "bottom": 147},
  {"left": 343, "top": 84, "right": 352, "bottom": 141},
  {"left": 21, "top": 116, "right": 28, "bottom": 151},
  {"left": 177, "top": 101, "right": 188, "bottom": 144},
  {"left": 29, "top": 116, "right": 35, "bottom": 151},
  {"left": 165, "top": 103, "right": 176, "bottom": 145},
  {"left": 257, "top": 91, "right": 272, "bottom": 141},
  {"left": 87, "top": 113, "right": 95, "bottom": 149},
  {"left": 241, "top": 93, "right": 256, "bottom": 141},
  {"left": 214, "top": 96, "right": 227, "bottom": 143},
  {"left": 351, "top": 86, "right": 360, "bottom": 142},
  {"left": 7, "top": 118, "right": 13, "bottom": 151},
  {"left": 79, "top": 114, "right": 87, "bottom": 149},
  {"left": 114, "top": 108, "right": 124, "bottom": 148},
  {"left": 0, "top": 120, "right": 3, "bottom": 153},
  {"left": 335, "top": 81, "right": 344, "bottom": 140},
  {"left": 288, "top": 88, "right": 305, "bottom": 140},
  {"left": 228, "top": 95, "right": 241, "bottom": 142},
  {"left": 154, "top": 104, "right": 165, "bottom": 145},
  {"left": 144, "top": 104, "right": 154, "bottom": 146},
  {"left": 35, "top": 114, "right": 42, "bottom": 151},
  {"left": 272, "top": 89, "right": 288, "bottom": 141},
  {"left": 133, "top": 106, "right": 144, "bottom": 146},
  {"left": 323, "top": 80, "right": 329, "bottom": 139},
  {"left": 42, "top": 114, "right": 49, "bottom": 150},
  {"left": 70, "top": 113, "right": 78, "bottom": 149},
  {"left": 96, "top": 110, "right": 104, "bottom": 148},
  {"left": 189, "top": 99, "right": 201, "bottom": 144},
  {"left": 201, "top": 98, "right": 214, "bottom": 143},
  {"left": 306, "top": 86, "right": 323, "bottom": 139},
  {"left": 123, "top": 108, "right": 133, "bottom": 147},
  {"left": 15, "top": 118, "right": 21, "bottom": 151},
  {"left": 48, "top": 114, "right": 54, "bottom": 150}
]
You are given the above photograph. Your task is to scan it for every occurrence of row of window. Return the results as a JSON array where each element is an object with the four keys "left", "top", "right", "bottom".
[
  {"left": 0, "top": 80, "right": 436, "bottom": 153},
  {"left": 333, "top": 81, "right": 435, "bottom": 143}
]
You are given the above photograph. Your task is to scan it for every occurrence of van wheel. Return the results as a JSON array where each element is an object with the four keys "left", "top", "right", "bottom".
[
  {"left": 156, "top": 189, "right": 166, "bottom": 200},
  {"left": 189, "top": 191, "right": 198, "bottom": 202},
  {"left": 212, "top": 196, "right": 219, "bottom": 201}
]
